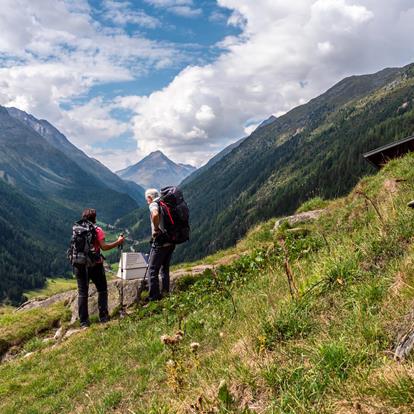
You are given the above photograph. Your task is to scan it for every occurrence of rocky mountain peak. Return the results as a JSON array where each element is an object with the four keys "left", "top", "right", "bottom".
[{"left": 117, "top": 151, "right": 196, "bottom": 189}]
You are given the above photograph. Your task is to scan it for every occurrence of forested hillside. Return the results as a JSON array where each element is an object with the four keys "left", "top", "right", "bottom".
[
  {"left": 117, "top": 64, "right": 414, "bottom": 263},
  {"left": 0, "top": 180, "right": 71, "bottom": 304},
  {"left": 0, "top": 107, "right": 138, "bottom": 304},
  {"left": 176, "top": 64, "right": 414, "bottom": 261}
]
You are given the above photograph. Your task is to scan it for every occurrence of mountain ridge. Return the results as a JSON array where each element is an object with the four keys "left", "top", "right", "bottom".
[
  {"left": 176, "top": 63, "right": 414, "bottom": 261},
  {"left": 6, "top": 107, "right": 144, "bottom": 205},
  {"left": 117, "top": 150, "right": 196, "bottom": 189}
]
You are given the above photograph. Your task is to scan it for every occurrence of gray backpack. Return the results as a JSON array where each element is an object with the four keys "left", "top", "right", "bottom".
[{"left": 67, "top": 220, "right": 100, "bottom": 267}]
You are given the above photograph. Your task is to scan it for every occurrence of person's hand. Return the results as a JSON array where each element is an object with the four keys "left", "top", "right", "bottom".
[
  {"left": 152, "top": 228, "right": 161, "bottom": 239},
  {"left": 117, "top": 234, "right": 125, "bottom": 245}
]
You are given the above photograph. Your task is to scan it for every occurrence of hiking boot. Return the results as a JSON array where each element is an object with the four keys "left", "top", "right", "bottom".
[
  {"left": 80, "top": 320, "right": 90, "bottom": 328},
  {"left": 408, "top": 200, "right": 414, "bottom": 209},
  {"left": 99, "top": 316, "right": 110, "bottom": 324}
]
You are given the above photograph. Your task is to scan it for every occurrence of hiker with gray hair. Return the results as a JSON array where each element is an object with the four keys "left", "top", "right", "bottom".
[{"left": 145, "top": 188, "right": 176, "bottom": 301}]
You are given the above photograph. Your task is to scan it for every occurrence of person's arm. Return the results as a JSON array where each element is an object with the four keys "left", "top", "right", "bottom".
[
  {"left": 99, "top": 235, "right": 125, "bottom": 251},
  {"left": 151, "top": 209, "right": 160, "bottom": 233},
  {"left": 150, "top": 203, "right": 162, "bottom": 238}
]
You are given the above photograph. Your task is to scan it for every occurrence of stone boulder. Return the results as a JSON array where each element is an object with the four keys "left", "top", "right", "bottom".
[
  {"left": 68, "top": 278, "right": 146, "bottom": 323},
  {"left": 273, "top": 209, "right": 325, "bottom": 231},
  {"left": 17, "top": 290, "right": 77, "bottom": 311},
  {"left": 395, "top": 329, "right": 414, "bottom": 361}
]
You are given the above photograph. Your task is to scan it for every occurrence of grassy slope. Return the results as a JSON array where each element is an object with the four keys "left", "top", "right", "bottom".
[
  {"left": 23, "top": 278, "right": 78, "bottom": 301},
  {"left": 0, "top": 304, "right": 70, "bottom": 357},
  {"left": 1, "top": 154, "right": 414, "bottom": 413}
]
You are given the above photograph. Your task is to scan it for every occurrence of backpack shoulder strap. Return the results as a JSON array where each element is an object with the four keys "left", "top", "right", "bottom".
[{"left": 159, "top": 200, "right": 175, "bottom": 225}]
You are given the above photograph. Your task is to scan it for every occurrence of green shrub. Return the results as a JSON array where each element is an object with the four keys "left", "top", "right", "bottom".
[
  {"left": 296, "top": 197, "right": 329, "bottom": 214},
  {"left": 173, "top": 274, "right": 199, "bottom": 292},
  {"left": 262, "top": 300, "right": 315, "bottom": 348},
  {"left": 321, "top": 256, "right": 362, "bottom": 292}
]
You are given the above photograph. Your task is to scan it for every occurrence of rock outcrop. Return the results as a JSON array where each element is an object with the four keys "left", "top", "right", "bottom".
[
  {"left": 18, "top": 278, "right": 147, "bottom": 323},
  {"left": 273, "top": 209, "right": 325, "bottom": 231}
]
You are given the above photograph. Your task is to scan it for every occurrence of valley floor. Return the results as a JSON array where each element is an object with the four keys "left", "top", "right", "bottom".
[{"left": 2, "top": 154, "right": 414, "bottom": 413}]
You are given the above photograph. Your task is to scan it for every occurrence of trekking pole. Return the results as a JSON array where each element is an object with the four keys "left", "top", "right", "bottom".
[
  {"left": 143, "top": 245, "right": 153, "bottom": 284},
  {"left": 139, "top": 244, "right": 153, "bottom": 301},
  {"left": 118, "top": 238, "right": 126, "bottom": 318}
]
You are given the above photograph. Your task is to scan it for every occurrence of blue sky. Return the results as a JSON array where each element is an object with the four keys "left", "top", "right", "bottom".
[
  {"left": 86, "top": 0, "right": 240, "bottom": 101},
  {"left": 54, "top": 0, "right": 241, "bottom": 161},
  {"left": 0, "top": 0, "right": 413, "bottom": 170}
]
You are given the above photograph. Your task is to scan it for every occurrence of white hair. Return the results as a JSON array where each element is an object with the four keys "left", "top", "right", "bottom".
[{"left": 145, "top": 188, "right": 159, "bottom": 200}]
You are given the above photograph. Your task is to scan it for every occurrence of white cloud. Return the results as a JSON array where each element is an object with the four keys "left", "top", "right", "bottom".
[
  {"left": 59, "top": 97, "right": 129, "bottom": 146},
  {"left": 227, "top": 10, "right": 247, "bottom": 28},
  {"left": 195, "top": 105, "right": 215, "bottom": 123},
  {"left": 0, "top": 3, "right": 179, "bottom": 104},
  {"left": 144, "top": 0, "right": 202, "bottom": 17},
  {"left": 119, "top": 0, "right": 414, "bottom": 166},
  {"left": 83, "top": 145, "right": 142, "bottom": 171},
  {"left": 168, "top": 6, "right": 202, "bottom": 17},
  {"left": 144, "top": 0, "right": 192, "bottom": 6},
  {"left": 102, "top": 0, "right": 161, "bottom": 28},
  {"left": 0, "top": 0, "right": 185, "bottom": 168},
  {"left": 318, "top": 41, "right": 333, "bottom": 55},
  {"left": 209, "top": 10, "right": 228, "bottom": 23}
]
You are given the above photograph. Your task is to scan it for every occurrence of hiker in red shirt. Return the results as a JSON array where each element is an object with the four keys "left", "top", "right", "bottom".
[{"left": 73, "top": 208, "right": 124, "bottom": 327}]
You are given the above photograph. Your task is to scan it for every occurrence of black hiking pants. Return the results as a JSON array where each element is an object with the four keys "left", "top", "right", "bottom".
[
  {"left": 73, "top": 262, "right": 109, "bottom": 325},
  {"left": 148, "top": 244, "right": 175, "bottom": 301}
]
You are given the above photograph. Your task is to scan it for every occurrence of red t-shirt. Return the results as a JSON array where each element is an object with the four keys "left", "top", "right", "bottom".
[{"left": 94, "top": 226, "right": 105, "bottom": 263}]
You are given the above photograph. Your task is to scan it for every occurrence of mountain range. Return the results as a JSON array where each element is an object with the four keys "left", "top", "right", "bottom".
[
  {"left": 119, "top": 63, "right": 414, "bottom": 263},
  {"left": 0, "top": 107, "right": 143, "bottom": 303},
  {"left": 176, "top": 63, "right": 414, "bottom": 262},
  {"left": 117, "top": 150, "right": 196, "bottom": 190}
]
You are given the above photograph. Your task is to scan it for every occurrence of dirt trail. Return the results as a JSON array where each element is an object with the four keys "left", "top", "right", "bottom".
[{"left": 171, "top": 254, "right": 240, "bottom": 280}]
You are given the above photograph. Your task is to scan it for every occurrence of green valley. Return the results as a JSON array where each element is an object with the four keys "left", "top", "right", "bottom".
[{"left": 0, "top": 106, "right": 139, "bottom": 304}]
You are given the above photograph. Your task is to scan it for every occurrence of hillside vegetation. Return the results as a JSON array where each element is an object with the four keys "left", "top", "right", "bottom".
[{"left": 1, "top": 153, "right": 414, "bottom": 413}]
